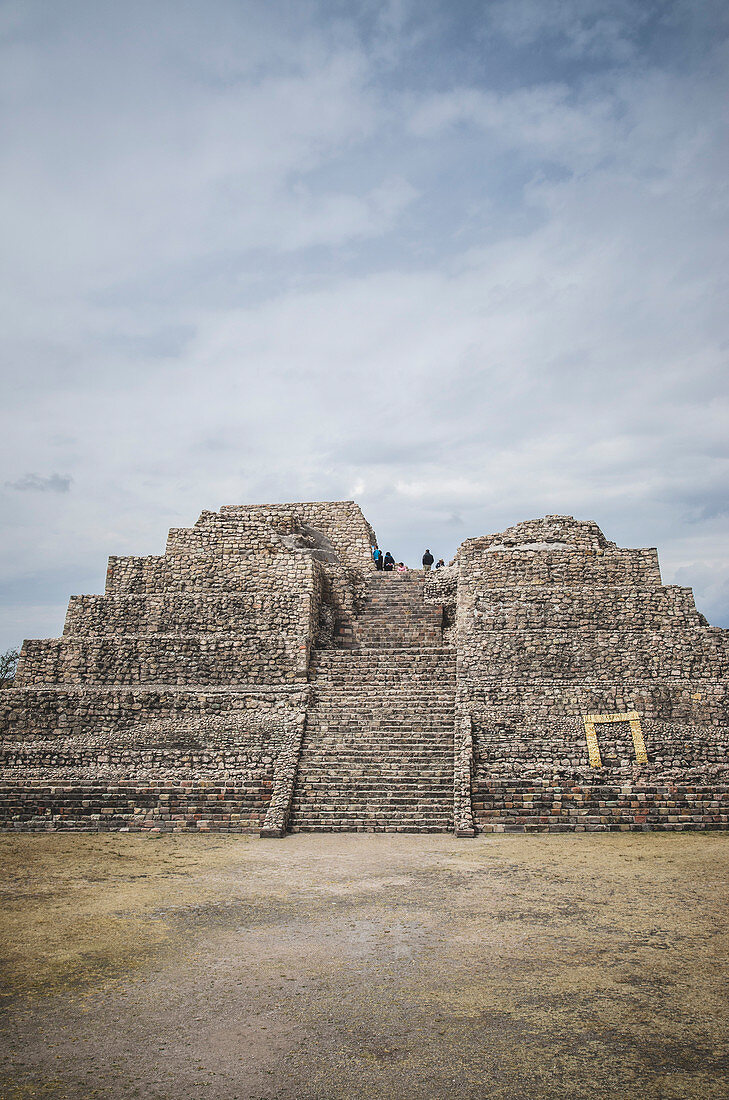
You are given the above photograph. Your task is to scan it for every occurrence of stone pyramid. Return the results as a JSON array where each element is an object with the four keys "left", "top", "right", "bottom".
[{"left": 1, "top": 504, "right": 727, "bottom": 833}]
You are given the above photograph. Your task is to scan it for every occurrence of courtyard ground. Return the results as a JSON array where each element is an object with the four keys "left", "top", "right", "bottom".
[{"left": 0, "top": 831, "right": 727, "bottom": 1100}]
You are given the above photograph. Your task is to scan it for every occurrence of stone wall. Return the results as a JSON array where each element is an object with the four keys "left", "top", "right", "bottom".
[
  {"left": 219, "top": 501, "right": 376, "bottom": 571},
  {"left": 1, "top": 501, "right": 373, "bottom": 832},
  {"left": 15, "top": 504, "right": 373, "bottom": 689},
  {"left": 0, "top": 688, "right": 307, "bottom": 831},
  {"left": 64, "top": 592, "right": 301, "bottom": 636},
  {"left": 105, "top": 547, "right": 312, "bottom": 594},
  {"left": 439, "top": 515, "right": 729, "bottom": 831},
  {"left": 17, "top": 635, "right": 311, "bottom": 686},
  {"left": 471, "top": 779, "right": 729, "bottom": 832}
]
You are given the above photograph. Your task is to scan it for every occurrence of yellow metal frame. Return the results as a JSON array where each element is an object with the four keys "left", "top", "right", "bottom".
[{"left": 582, "top": 711, "right": 648, "bottom": 767}]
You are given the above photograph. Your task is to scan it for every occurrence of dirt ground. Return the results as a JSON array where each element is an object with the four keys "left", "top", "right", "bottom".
[{"left": 0, "top": 832, "right": 727, "bottom": 1100}]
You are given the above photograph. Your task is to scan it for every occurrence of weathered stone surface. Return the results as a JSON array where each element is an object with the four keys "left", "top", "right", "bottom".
[
  {"left": 1, "top": 505, "right": 726, "bottom": 833},
  {"left": 426, "top": 513, "right": 728, "bottom": 831}
]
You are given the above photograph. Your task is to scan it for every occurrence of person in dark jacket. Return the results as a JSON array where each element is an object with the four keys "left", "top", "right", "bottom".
[
  {"left": 435, "top": 558, "right": 446, "bottom": 569},
  {"left": 422, "top": 549, "right": 434, "bottom": 571},
  {"left": 383, "top": 552, "right": 395, "bottom": 571}
]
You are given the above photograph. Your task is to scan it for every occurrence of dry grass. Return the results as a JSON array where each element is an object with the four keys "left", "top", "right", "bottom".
[{"left": 1, "top": 832, "right": 728, "bottom": 1099}]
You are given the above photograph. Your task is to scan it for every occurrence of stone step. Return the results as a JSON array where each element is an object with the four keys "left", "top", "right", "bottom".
[
  {"left": 309, "top": 699, "right": 454, "bottom": 707},
  {"left": 310, "top": 691, "right": 454, "bottom": 699},
  {"left": 310, "top": 694, "right": 455, "bottom": 702},
  {"left": 312, "top": 655, "right": 457, "bottom": 664},
  {"left": 291, "top": 800, "right": 452, "bottom": 808},
  {"left": 306, "top": 733, "right": 454, "bottom": 740},
  {"left": 309, "top": 700, "right": 455, "bottom": 708},
  {"left": 298, "top": 736, "right": 453, "bottom": 744},
  {"left": 311, "top": 670, "right": 455, "bottom": 677},
  {"left": 290, "top": 815, "right": 454, "bottom": 824},
  {"left": 310, "top": 698, "right": 454, "bottom": 704},
  {"left": 296, "top": 755, "right": 452, "bottom": 763},
  {"left": 311, "top": 671, "right": 455, "bottom": 678},
  {"left": 353, "top": 629, "right": 440, "bottom": 637},
  {"left": 315, "top": 684, "right": 452, "bottom": 690},
  {"left": 311, "top": 692, "right": 455, "bottom": 699},
  {"left": 310, "top": 701, "right": 455, "bottom": 708},
  {"left": 298, "top": 764, "right": 452, "bottom": 771},
  {"left": 292, "top": 790, "right": 453, "bottom": 800},
  {"left": 310, "top": 668, "right": 453, "bottom": 677},
  {"left": 290, "top": 808, "right": 452, "bottom": 817},
  {"left": 292, "top": 790, "right": 452, "bottom": 799},
  {"left": 307, "top": 725, "right": 454, "bottom": 734},
  {"left": 302, "top": 762, "right": 452, "bottom": 769},
  {"left": 293, "top": 788, "right": 452, "bottom": 794},
  {"left": 294, "top": 777, "right": 452, "bottom": 784},
  {"left": 355, "top": 617, "right": 440, "bottom": 624},
  {"left": 311, "top": 701, "right": 454, "bottom": 708},
  {"left": 299, "top": 765, "right": 452, "bottom": 772},
  {"left": 298, "top": 731, "right": 451, "bottom": 739},
  {"left": 312, "top": 675, "right": 454, "bottom": 683},
  {"left": 293, "top": 785, "right": 452, "bottom": 794},
  {"left": 294, "top": 764, "right": 453, "bottom": 773},
  {"left": 310, "top": 651, "right": 457, "bottom": 660},
  {"left": 292, "top": 779, "right": 452, "bottom": 789},
  {"left": 313, "top": 646, "right": 454, "bottom": 657},
  {"left": 311, "top": 667, "right": 455, "bottom": 677},
  {"left": 310, "top": 683, "right": 455, "bottom": 691},
  {"left": 293, "top": 773, "right": 452, "bottom": 781},
  {"left": 310, "top": 676, "right": 456, "bottom": 683},
  {"left": 289, "top": 824, "right": 453, "bottom": 833},
  {"left": 299, "top": 735, "right": 453, "bottom": 744},
  {"left": 308, "top": 726, "right": 453, "bottom": 733},
  {"left": 311, "top": 664, "right": 456, "bottom": 673},
  {"left": 292, "top": 811, "right": 453, "bottom": 820},
  {"left": 311, "top": 674, "right": 455, "bottom": 683},
  {"left": 290, "top": 804, "right": 453, "bottom": 815},
  {"left": 357, "top": 607, "right": 440, "bottom": 617},
  {"left": 292, "top": 749, "right": 453, "bottom": 763},
  {"left": 309, "top": 697, "right": 455, "bottom": 705},
  {"left": 309, "top": 705, "right": 454, "bottom": 712},
  {"left": 302, "top": 727, "right": 453, "bottom": 735},
  {"left": 296, "top": 749, "right": 453, "bottom": 759},
  {"left": 356, "top": 610, "right": 440, "bottom": 621},
  {"left": 290, "top": 815, "right": 452, "bottom": 821},
  {"left": 310, "top": 721, "right": 457, "bottom": 730}
]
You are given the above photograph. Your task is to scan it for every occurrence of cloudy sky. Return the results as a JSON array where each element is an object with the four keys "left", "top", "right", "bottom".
[{"left": 1, "top": 0, "right": 728, "bottom": 649}]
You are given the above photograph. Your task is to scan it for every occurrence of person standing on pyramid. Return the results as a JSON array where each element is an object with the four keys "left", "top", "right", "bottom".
[{"left": 422, "top": 549, "right": 434, "bottom": 571}]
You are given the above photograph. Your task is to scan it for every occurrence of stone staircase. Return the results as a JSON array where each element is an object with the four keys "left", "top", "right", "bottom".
[
  {"left": 352, "top": 572, "right": 445, "bottom": 649},
  {"left": 289, "top": 573, "right": 456, "bottom": 832}
]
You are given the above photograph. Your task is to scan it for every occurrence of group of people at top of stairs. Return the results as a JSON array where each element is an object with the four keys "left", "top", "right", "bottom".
[{"left": 371, "top": 547, "right": 446, "bottom": 573}]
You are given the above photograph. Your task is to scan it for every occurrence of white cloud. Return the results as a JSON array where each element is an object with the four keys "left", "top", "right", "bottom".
[
  {"left": 409, "top": 81, "right": 622, "bottom": 175},
  {"left": 5, "top": 473, "right": 72, "bottom": 493}
]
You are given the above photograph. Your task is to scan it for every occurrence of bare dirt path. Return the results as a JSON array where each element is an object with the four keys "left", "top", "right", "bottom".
[{"left": 1, "top": 832, "right": 728, "bottom": 1100}]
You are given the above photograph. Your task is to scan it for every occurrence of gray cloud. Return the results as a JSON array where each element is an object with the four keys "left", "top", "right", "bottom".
[{"left": 5, "top": 474, "right": 72, "bottom": 493}]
